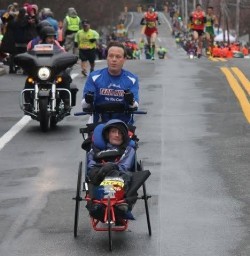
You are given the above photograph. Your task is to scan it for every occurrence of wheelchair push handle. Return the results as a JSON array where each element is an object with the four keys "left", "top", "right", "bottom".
[
  {"left": 74, "top": 109, "right": 147, "bottom": 116},
  {"left": 74, "top": 102, "right": 147, "bottom": 116}
]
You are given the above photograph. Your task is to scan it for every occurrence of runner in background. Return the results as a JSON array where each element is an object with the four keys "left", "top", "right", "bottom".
[
  {"left": 205, "top": 6, "right": 218, "bottom": 56},
  {"left": 140, "top": 5, "right": 160, "bottom": 60},
  {"left": 190, "top": 4, "right": 206, "bottom": 58}
]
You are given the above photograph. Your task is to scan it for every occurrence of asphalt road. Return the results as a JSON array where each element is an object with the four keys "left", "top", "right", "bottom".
[{"left": 1, "top": 12, "right": 250, "bottom": 256}]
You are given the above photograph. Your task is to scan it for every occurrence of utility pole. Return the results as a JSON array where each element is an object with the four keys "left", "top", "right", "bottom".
[
  {"left": 193, "top": 0, "right": 196, "bottom": 10},
  {"left": 177, "top": 0, "right": 181, "bottom": 14},
  {"left": 220, "top": 0, "right": 226, "bottom": 42},
  {"left": 181, "top": 0, "right": 185, "bottom": 20},
  {"left": 235, "top": 0, "right": 240, "bottom": 40},
  {"left": 184, "top": 0, "right": 188, "bottom": 28}
]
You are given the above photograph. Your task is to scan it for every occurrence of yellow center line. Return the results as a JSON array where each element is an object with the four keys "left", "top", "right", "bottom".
[
  {"left": 220, "top": 67, "right": 250, "bottom": 123},
  {"left": 218, "top": 58, "right": 227, "bottom": 62},
  {"left": 209, "top": 57, "right": 228, "bottom": 62},
  {"left": 209, "top": 57, "right": 219, "bottom": 62},
  {"left": 231, "top": 67, "right": 250, "bottom": 95}
]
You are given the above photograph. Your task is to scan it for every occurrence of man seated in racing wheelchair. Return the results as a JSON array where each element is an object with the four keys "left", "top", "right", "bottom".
[{"left": 85, "top": 119, "right": 137, "bottom": 223}]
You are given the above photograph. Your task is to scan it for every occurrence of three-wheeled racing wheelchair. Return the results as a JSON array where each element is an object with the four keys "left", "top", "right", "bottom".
[{"left": 73, "top": 103, "right": 152, "bottom": 251}]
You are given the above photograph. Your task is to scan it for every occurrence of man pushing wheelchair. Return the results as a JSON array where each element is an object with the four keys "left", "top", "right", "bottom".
[
  {"left": 73, "top": 41, "right": 151, "bottom": 250},
  {"left": 81, "top": 41, "right": 139, "bottom": 124}
]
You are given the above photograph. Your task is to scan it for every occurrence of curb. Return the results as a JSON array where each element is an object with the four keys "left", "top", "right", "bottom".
[{"left": 0, "top": 66, "right": 7, "bottom": 76}]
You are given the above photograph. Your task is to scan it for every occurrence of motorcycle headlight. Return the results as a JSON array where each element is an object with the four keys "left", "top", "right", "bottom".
[
  {"left": 37, "top": 67, "right": 51, "bottom": 80},
  {"left": 56, "top": 76, "right": 63, "bottom": 84}
]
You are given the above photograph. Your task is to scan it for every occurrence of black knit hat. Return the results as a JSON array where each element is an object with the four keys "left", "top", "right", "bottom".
[{"left": 82, "top": 19, "right": 90, "bottom": 26}]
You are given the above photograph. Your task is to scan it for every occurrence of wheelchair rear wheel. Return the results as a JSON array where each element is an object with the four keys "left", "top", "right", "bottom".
[{"left": 74, "top": 161, "right": 82, "bottom": 237}]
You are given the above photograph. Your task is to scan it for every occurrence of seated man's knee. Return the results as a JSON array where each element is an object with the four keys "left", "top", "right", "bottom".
[{"left": 86, "top": 201, "right": 105, "bottom": 221}]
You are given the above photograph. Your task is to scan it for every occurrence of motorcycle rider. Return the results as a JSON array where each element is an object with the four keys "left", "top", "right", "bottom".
[
  {"left": 24, "top": 25, "right": 73, "bottom": 112},
  {"left": 81, "top": 41, "right": 139, "bottom": 124},
  {"left": 27, "top": 25, "right": 63, "bottom": 51}
]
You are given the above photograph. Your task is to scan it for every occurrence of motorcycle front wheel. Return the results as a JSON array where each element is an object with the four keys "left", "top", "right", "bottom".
[{"left": 39, "top": 97, "right": 49, "bottom": 132}]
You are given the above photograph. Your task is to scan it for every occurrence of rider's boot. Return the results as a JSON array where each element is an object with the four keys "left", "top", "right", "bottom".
[{"left": 63, "top": 99, "right": 71, "bottom": 113}]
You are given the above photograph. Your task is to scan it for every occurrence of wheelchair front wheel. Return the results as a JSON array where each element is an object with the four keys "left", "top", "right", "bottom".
[
  {"left": 140, "top": 160, "right": 152, "bottom": 236},
  {"left": 143, "top": 182, "right": 152, "bottom": 236},
  {"left": 107, "top": 196, "right": 113, "bottom": 251}
]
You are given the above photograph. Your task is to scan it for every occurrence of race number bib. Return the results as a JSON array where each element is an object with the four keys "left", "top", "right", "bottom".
[
  {"left": 147, "top": 21, "right": 156, "bottom": 28},
  {"left": 194, "top": 19, "right": 202, "bottom": 25},
  {"left": 94, "top": 177, "right": 125, "bottom": 200}
]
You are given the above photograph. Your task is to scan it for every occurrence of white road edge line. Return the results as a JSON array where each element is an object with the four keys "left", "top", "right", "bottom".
[
  {"left": 0, "top": 73, "right": 79, "bottom": 152},
  {"left": 159, "top": 12, "right": 172, "bottom": 30},
  {"left": 0, "top": 115, "right": 31, "bottom": 151},
  {"left": 71, "top": 73, "right": 78, "bottom": 79},
  {"left": 126, "top": 12, "right": 134, "bottom": 31}
]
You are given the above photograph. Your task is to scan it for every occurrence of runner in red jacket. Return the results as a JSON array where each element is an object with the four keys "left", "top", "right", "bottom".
[{"left": 140, "top": 5, "right": 160, "bottom": 60}]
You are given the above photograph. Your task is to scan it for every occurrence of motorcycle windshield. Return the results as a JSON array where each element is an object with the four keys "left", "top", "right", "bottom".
[{"left": 14, "top": 45, "right": 78, "bottom": 76}]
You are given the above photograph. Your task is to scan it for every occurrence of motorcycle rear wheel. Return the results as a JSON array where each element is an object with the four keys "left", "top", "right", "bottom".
[{"left": 39, "top": 98, "right": 49, "bottom": 132}]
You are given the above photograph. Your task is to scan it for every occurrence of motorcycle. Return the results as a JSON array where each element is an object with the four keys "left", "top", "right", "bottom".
[{"left": 14, "top": 44, "right": 78, "bottom": 132}]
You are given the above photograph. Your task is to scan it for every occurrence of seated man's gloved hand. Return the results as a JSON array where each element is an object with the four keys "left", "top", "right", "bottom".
[
  {"left": 99, "top": 163, "right": 119, "bottom": 177},
  {"left": 124, "top": 90, "right": 134, "bottom": 105},
  {"left": 85, "top": 92, "right": 94, "bottom": 104},
  {"left": 119, "top": 171, "right": 132, "bottom": 193},
  {"left": 88, "top": 166, "right": 102, "bottom": 185},
  {"left": 89, "top": 163, "right": 120, "bottom": 186},
  {"left": 89, "top": 38, "right": 97, "bottom": 43}
]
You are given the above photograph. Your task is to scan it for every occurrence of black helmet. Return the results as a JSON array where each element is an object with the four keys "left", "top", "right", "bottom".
[
  {"left": 40, "top": 26, "right": 56, "bottom": 41},
  {"left": 36, "top": 20, "right": 52, "bottom": 36}
]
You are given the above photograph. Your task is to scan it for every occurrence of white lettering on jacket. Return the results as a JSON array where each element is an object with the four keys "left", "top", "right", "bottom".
[{"left": 100, "top": 88, "right": 124, "bottom": 97}]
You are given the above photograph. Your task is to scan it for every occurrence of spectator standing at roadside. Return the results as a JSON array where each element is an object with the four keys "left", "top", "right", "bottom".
[
  {"left": 26, "top": 5, "right": 39, "bottom": 40},
  {"left": 1, "top": 4, "right": 17, "bottom": 34},
  {"left": 42, "top": 9, "right": 58, "bottom": 39},
  {"left": 63, "top": 7, "right": 81, "bottom": 54},
  {"left": 57, "top": 21, "right": 64, "bottom": 46}
]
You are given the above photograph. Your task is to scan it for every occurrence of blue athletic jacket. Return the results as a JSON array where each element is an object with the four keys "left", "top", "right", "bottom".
[
  {"left": 83, "top": 67, "right": 139, "bottom": 123},
  {"left": 87, "top": 144, "right": 135, "bottom": 174}
]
